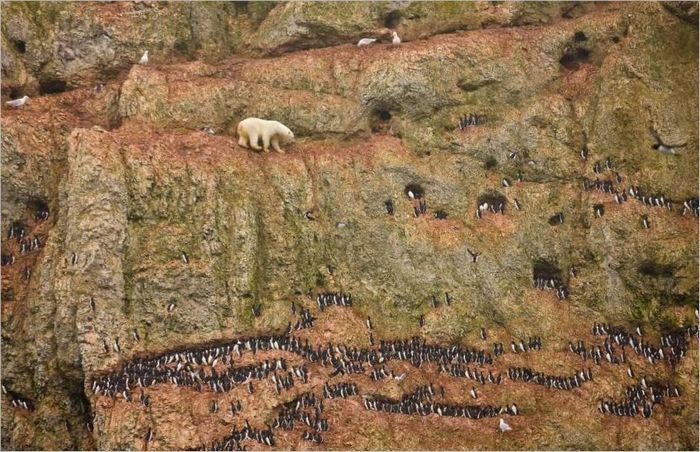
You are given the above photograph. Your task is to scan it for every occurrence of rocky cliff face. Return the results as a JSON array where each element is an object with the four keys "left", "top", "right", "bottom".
[{"left": 1, "top": 2, "right": 698, "bottom": 450}]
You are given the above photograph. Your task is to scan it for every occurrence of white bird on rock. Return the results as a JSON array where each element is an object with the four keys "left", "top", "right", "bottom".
[
  {"left": 5, "top": 96, "right": 28, "bottom": 108},
  {"left": 139, "top": 50, "right": 149, "bottom": 65},
  {"left": 499, "top": 418, "right": 512, "bottom": 432},
  {"left": 357, "top": 38, "right": 377, "bottom": 47},
  {"left": 392, "top": 31, "right": 401, "bottom": 46}
]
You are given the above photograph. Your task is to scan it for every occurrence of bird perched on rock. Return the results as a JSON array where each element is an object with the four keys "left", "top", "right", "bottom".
[
  {"left": 357, "top": 38, "right": 377, "bottom": 47},
  {"left": 499, "top": 418, "right": 512, "bottom": 432},
  {"left": 5, "top": 96, "right": 28, "bottom": 108},
  {"left": 139, "top": 50, "right": 149, "bottom": 65},
  {"left": 392, "top": 31, "right": 401, "bottom": 46}
]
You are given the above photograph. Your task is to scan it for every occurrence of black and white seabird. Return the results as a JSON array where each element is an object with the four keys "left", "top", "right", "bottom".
[
  {"left": 304, "top": 210, "right": 315, "bottom": 220},
  {"left": 648, "top": 127, "right": 687, "bottom": 155},
  {"left": 467, "top": 249, "right": 479, "bottom": 263},
  {"left": 385, "top": 199, "right": 394, "bottom": 215},
  {"left": 641, "top": 214, "right": 650, "bottom": 229},
  {"left": 366, "top": 316, "right": 373, "bottom": 330},
  {"left": 181, "top": 251, "right": 189, "bottom": 264}
]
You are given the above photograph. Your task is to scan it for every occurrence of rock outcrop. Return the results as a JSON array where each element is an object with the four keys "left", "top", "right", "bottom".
[{"left": 1, "top": 2, "right": 698, "bottom": 450}]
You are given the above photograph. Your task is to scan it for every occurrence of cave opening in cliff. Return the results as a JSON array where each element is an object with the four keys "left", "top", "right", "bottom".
[
  {"left": 39, "top": 78, "right": 69, "bottom": 95},
  {"left": 477, "top": 191, "right": 507, "bottom": 208},
  {"left": 370, "top": 108, "right": 392, "bottom": 132},
  {"left": 573, "top": 31, "right": 588, "bottom": 42},
  {"left": 8, "top": 87, "right": 24, "bottom": 99},
  {"left": 383, "top": 10, "right": 402, "bottom": 29},
  {"left": 638, "top": 260, "right": 675, "bottom": 278},
  {"left": 27, "top": 198, "right": 50, "bottom": 220},
  {"left": 559, "top": 47, "right": 591, "bottom": 70},
  {"left": 404, "top": 183, "right": 425, "bottom": 199},
  {"left": 532, "top": 260, "right": 563, "bottom": 281},
  {"left": 11, "top": 39, "right": 26, "bottom": 53}
]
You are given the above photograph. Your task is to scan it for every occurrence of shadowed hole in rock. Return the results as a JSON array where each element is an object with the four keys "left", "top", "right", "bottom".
[
  {"left": 533, "top": 260, "right": 562, "bottom": 281},
  {"left": 383, "top": 10, "right": 402, "bottom": 28},
  {"left": 27, "top": 198, "right": 49, "bottom": 219},
  {"left": 611, "top": 36, "right": 620, "bottom": 43},
  {"left": 573, "top": 31, "right": 588, "bottom": 42},
  {"left": 404, "top": 183, "right": 424, "bottom": 199},
  {"left": 8, "top": 87, "right": 23, "bottom": 99},
  {"left": 39, "top": 79, "right": 68, "bottom": 95},
  {"left": 484, "top": 156, "right": 498, "bottom": 170},
  {"left": 559, "top": 47, "right": 590, "bottom": 70},
  {"left": 477, "top": 191, "right": 507, "bottom": 208},
  {"left": 638, "top": 260, "right": 675, "bottom": 278},
  {"left": 11, "top": 39, "right": 26, "bottom": 53},
  {"left": 370, "top": 109, "right": 392, "bottom": 133}
]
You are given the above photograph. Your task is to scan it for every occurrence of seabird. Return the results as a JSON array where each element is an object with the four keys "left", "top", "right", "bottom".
[
  {"left": 304, "top": 210, "right": 315, "bottom": 220},
  {"left": 366, "top": 316, "right": 373, "bottom": 330},
  {"left": 648, "top": 127, "right": 687, "bottom": 155},
  {"left": 357, "top": 38, "right": 377, "bottom": 47},
  {"left": 641, "top": 215, "right": 650, "bottom": 229},
  {"left": 470, "top": 387, "right": 478, "bottom": 399},
  {"left": 139, "top": 50, "right": 149, "bottom": 65},
  {"left": 467, "top": 249, "right": 479, "bottom": 263},
  {"left": 167, "top": 302, "right": 176, "bottom": 312},
  {"left": 5, "top": 96, "right": 29, "bottom": 108},
  {"left": 480, "top": 328, "right": 487, "bottom": 340},
  {"left": 181, "top": 251, "right": 189, "bottom": 264},
  {"left": 391, "top": 31, "right": 401, "bottom": 46},
  {"left": 498, "top": 418, "right": 512, "bottom": 432}
]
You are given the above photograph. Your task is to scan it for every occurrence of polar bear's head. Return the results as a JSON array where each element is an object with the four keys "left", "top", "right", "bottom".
[{"left": 282, "top": 128, "right": 295, "bottom": 143}]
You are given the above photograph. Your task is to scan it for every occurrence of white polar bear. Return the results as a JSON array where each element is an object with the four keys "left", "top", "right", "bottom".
[{"left": 236, "top": 117, "right": 295, "bottom": 153}]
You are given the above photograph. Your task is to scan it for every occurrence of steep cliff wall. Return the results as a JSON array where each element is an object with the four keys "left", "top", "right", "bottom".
[{"left": 1, "top": 2, "right": 698, "bottom": 450}]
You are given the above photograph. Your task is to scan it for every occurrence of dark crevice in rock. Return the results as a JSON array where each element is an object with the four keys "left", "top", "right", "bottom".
[
  {"left": 573, "top": 31, "right": 588, "bottom": 42},
  {"left": 532, "top": 260, "right": 562, "bottom": 280},
  {"left": 638, "top": 260, "right": 675, "bottom": 278},
  {"left": 559, "top": 46, "right": 590, "bottom": 70},
  {"left": 39, "top": 78, "right": 69, "bottom": 95},
  {"left": 11, "top": 39, "right": 26, "bottom": 54},
  {"left": 457, "top": 78, "right": 498, "bottom": 93},
  {"left": 404, "top": 183, "right": 425, "bottom": 199},
  {"left": 370, "top": 108, "right": 392, "bottom": 133},
  {"left": 383, "top": 10, "right": 402, "bottom": 29},
  {"left": 477, "top": 191, "right": 506, "bottom": 207}
]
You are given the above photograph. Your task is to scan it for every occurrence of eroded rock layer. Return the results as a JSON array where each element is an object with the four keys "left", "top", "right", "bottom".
[{"left": 1, "top": 2, "right": 698, "bottom": 450}]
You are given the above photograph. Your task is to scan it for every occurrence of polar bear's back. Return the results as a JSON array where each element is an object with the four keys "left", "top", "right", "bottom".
[{"left": 237, "top": 117, "right": 287, "bottom": 133}]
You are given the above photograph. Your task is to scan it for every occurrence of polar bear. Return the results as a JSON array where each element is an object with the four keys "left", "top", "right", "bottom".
[{"left": 236, "top": 117, "right": 295, "bottom": 153}]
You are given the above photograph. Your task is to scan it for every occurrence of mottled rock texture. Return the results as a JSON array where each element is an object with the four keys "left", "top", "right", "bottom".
[{"left": 1, "top": 1, "right": 698, "bottom": 450}]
